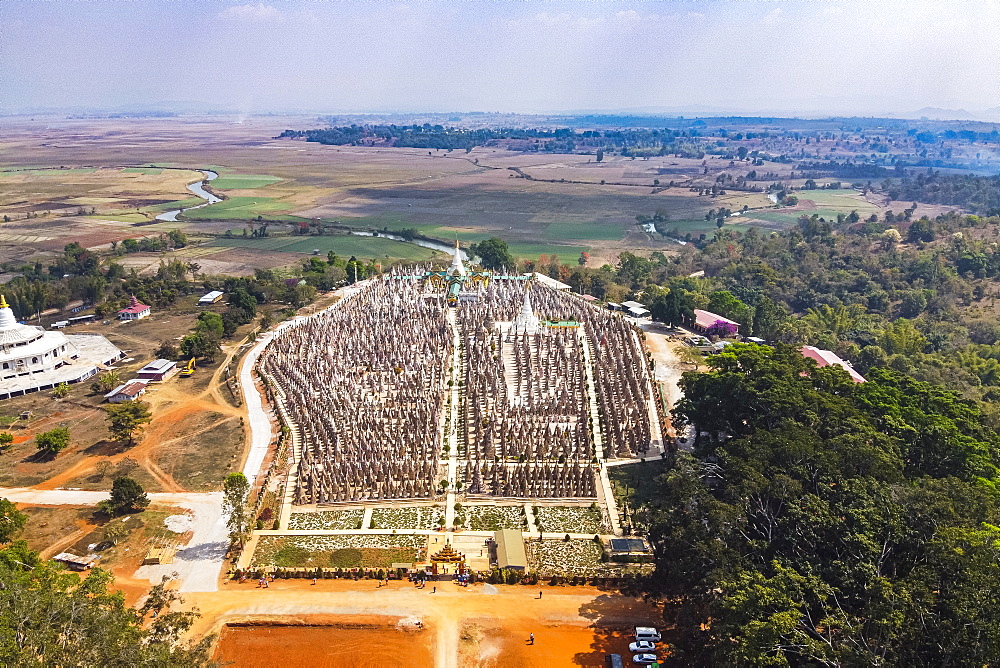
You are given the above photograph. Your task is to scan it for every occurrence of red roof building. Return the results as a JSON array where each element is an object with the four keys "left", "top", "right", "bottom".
[
  {"left": 118, "top": 296, "right": 150, "bottom": 321},
  {"left": 801, "top": 345, "right": 866, "bottom": 383},
  {"left": 104, "top": 380, "right": 148, "bottom": 403}
]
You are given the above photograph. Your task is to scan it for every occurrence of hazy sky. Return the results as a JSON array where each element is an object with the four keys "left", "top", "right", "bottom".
[{"left": 2, "top": 0, "right": 999, "bottom": 117}]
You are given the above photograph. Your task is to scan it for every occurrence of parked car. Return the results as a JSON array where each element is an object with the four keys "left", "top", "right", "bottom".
[
  {"left": 629, "top": 641, "right": 656, "bottom": 653},
  {"left": 632, "top": 654, "right": 659, "bottom": 665}
]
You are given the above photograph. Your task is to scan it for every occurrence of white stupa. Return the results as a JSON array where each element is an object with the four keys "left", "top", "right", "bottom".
[
  {"left": 0, "top": 294, "right": 123, "bottom": 399},
  {"left": 511, "top": 288, "right": 540, "bottom": 336},
  {"left": 447, "top": 239, "right": 467, "bottom": 277}
]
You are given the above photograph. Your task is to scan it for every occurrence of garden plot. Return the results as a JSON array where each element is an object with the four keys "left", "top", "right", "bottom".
[
  {"left": 534, "top": 505, "right": 606, "bottom": 534},
  {"left": 253, "top": 534, "right": 426, "bottom": 568},
  {"left": 526, "top": 539, "right": 613, "bottom": 576},
  {"left": 370, "top": 506, "right": 445, "bottom": 530},
  {"left": 288, "top": 509, "right": 365, "bottom": 531},
  {"left": 456, "top": 504, "right": 527, "bottom": 531}
]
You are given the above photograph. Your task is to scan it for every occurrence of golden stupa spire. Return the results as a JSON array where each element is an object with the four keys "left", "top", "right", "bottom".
[{"left": 0, "top": 295, "right": 8, "bottom": 309}]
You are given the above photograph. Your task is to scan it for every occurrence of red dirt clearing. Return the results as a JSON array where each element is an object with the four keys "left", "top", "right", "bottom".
[{"left": 213, "top": 617, "right": 434, "bottom": 668}]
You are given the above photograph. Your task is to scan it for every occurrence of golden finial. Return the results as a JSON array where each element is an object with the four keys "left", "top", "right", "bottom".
[{"left": 0, "top": 295, "right": 7, "bottom": 309}]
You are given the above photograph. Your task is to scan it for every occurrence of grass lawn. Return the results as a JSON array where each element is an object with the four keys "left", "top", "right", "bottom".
[
  {"left": 64, "top": 509, "right": 180, "bottom": 569},
  {"left": 211, "top": 175, "right": 283, "bottom": 190},
  {"left": 17, "top": 168, "right": 98, "bottom": 177}
]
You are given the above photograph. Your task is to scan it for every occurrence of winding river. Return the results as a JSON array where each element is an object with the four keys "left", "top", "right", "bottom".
[
  {"left": 155, "top": 170, "right": 221, "bottom": 221},
  {"left": 152, "top": 170, "right": 466, "bottom": 260}
]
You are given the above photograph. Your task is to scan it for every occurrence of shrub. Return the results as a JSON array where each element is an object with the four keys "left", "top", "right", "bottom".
[
  {"left": 274, "top": 544, "right": 311, "bottom": 567},
  {"left": 329, "top": 548, "right": 363, "bottom": 568}
]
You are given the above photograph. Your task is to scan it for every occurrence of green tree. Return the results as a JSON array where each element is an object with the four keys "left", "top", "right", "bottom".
[
  {"left": 35, "top": 427, "right": 71, "bottom": 456},
  {"left": 180, "top": 332, "right": 220, "bottom": 362},
  {"left": 0, "top": 432, "right": 13, "bottom": 452},
  {"left": 166, "top": 229, "right": 188, "bottom": 248},
  {"left": 99, "top": 476, "right": 149, "bottom": 516},
  {"left": 155, "top": 341, "right": 179, "bottom": 360},
  {"left": 0, "top": 498, "right": 27, "bottom": 544},
  {"left": 102, "top": 522, "right": 130, "bottom": 546},
  {"left": 0, "top": 543, "right": 213, "bottom": 665},
  {"left": 222, "top": 472, "right": 250, "bottom": 549},
  {"left": 194, "top": 311, "right": 224, "bottom": 339},
  {"left": 469, "top": 237, "right": 515, "bottom": 271},
  {"left": 878, "top": 318, "right": 927, "bottom": 356},
  {"left": 104, "top": 401, "right": 152, "bottom": 445},
  {"left": 51, "top": 382, "right": 71, "bottom": 399},
  {"left": 96, "top": 370, "right": 121, "bottom": 393},
  {"left": 908, "top": 217, "right": 935, "bottom": 242}
]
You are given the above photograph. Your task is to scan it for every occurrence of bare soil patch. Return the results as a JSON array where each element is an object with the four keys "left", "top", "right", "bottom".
[{"left": 213, "top": 616, "right": 434, "bottom": 668}]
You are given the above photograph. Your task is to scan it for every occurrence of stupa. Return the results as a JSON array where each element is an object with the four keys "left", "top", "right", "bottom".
[{"left": 0, "top": 295, "right": 123, "bottom": 399}]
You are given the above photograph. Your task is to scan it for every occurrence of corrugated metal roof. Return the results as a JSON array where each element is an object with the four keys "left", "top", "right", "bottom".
[{"left": 494, "top": 529, "right": 527, "bottom": 569}]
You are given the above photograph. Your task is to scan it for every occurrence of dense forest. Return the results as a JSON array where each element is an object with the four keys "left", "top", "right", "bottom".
[
  {"left": 650, "top": 344, "right": 1000, "bottom": 664},
  {"left": 886, "top": 171, "right": 1000, "bottom": 215},
  {"left": 277, "top": 124, "right": 723, "bottom": 154}
]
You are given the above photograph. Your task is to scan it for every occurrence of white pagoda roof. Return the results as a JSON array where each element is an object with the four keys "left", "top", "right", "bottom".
[
  {"left": 0, "top": 295, "right": 47, "bottom": 348},
  {"left": 447, "top": 240, "right": 467, "bottom": 277}
]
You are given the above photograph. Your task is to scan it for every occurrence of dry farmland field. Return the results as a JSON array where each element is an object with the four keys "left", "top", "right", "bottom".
[{"left": 0, "top": 114, "right": 884, "bottom": 270}]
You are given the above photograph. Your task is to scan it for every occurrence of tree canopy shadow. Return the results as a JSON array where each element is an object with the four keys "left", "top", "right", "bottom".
[{"left": 573, "top": 593, "right": 664, "bottom": 667}]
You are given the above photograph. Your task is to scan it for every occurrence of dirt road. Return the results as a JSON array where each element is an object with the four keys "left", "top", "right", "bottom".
[{"left": 641, "top": 323, "right": 689, "bottom": 439}]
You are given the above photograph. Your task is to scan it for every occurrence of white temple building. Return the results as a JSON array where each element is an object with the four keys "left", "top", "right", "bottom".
[{"left": 0, "top": 295, "right": 124, "bottom": 400}]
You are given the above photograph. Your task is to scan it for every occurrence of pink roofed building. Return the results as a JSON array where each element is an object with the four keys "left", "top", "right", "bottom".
[
  {"left": 801, "top": 345, "right": 866, "bottom": 383},
  {"left": 692, "top": 309, "right": 741, "bottom": 335},
  {"left": 118, "top": 296, "right": 150, "bottom": 321}
]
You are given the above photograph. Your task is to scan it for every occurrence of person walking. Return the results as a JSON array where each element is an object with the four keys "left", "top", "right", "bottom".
[
  {"left": 538, "top": 590, "right": 543, "bottom": 599},
  {"left": 529, "top": 633, "right": 535, "bottom": 645},
  {"left": 312, "top": 577, "right": 317, "bottom": 585},
  {"left": 432, "top": 586, "right": 436, "bottom": 593}
]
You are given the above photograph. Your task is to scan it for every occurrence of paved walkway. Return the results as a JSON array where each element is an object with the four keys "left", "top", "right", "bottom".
[{"left": 443, "top": 307, "right": 461, "bottom": 531}]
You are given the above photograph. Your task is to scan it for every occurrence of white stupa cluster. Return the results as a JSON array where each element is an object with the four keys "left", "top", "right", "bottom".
[
  {"left": 260, "top": 251, "right": 654, "bottom": 505},
  {"left": 0, "top": 295, "right": 123, "bottom": 400}
]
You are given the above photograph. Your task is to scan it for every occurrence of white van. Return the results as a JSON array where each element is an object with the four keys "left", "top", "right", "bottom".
[{"left": 634, "top": 627, "right": 661, "bottom": 643}]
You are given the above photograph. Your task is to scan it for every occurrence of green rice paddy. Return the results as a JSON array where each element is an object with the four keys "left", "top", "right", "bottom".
[{"left": 209, "top": 234, "right": 440, "bottom": 261}]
